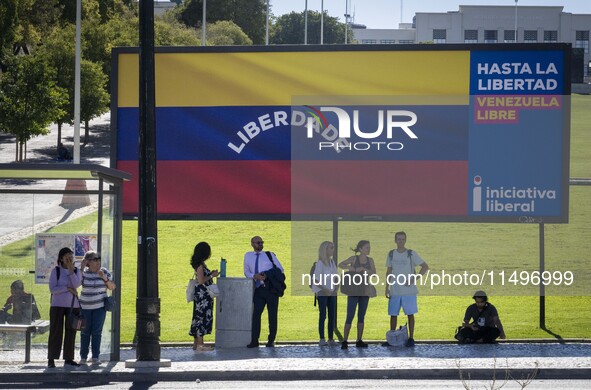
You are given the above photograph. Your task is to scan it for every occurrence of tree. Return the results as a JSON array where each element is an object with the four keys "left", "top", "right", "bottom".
[
  {"left": 197, "top": 20, "right": 252, "bottom": 46},
  {"left": 0, "top": 0, "right": 19, "bottom": 61},
  {"left": 0, "top": 55, "right": 66, "bottom": 161},
  {"left": 176, "top": 0, "right": 266, "bottom": 44},
  {"left": 38, "top": 24, "right": 75, "bottom": 147},
  {"left": 40, "top": 24, "right": 114, "bottom": 146},
  {"left": 1, "top": 0, "right": 62, "bottom": 56},
  {"left": 155, "top": 14, "right": 200, "bottom": 46},
  {"left": 271, "top": 10, "right": 346, "bottom": 45},
  {"left": 79, "top": 60, "right": 109, "bottom": 143}
]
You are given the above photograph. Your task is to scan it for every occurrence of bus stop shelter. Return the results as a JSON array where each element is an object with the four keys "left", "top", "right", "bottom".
[{"left": 0, "top": 163, "right": 130, "bottom": 361}]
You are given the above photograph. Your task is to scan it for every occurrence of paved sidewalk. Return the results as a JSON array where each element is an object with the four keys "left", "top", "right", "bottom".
[{"left": 1, "top": 342, "right": 590, "bottom": 384}]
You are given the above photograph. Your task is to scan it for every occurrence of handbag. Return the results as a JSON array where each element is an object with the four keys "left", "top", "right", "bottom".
[
  {"left": 104, "top": 296, "right": 115, "bottom": 312},
  {"left": 340, "top": 270, "right": 367, "bottom": 296},
  {"left": 206, "top": 284, "right": 220, "bottom": 299},
  {"left": 386, "top": 324, "right": 408, "bottom": 347},
  {"left": 186, "top": 275, "right": 197, "bottom": 303},
  {"left": 340, "top": 256, "right": 377, "bottom": 297},
  {"left": 66, "top": 295, "right": 85, "bottom": 331}
]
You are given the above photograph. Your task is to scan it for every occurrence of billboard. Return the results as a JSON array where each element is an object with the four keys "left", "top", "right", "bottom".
[{"left": 112, "top": 44, "right": 570, "bottom": 222}]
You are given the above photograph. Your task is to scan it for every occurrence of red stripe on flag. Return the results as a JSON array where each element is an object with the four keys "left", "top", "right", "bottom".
[
  {"left": 118, "top": 161, "right": 291, "bottom": 215},
  {"left": 291, "top": 161, "right": 468, "bottom": 215}
]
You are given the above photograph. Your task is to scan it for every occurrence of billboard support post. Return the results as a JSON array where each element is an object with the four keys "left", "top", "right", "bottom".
[{"left": 539, "top": 223, "right": 546, "bottom": 329}]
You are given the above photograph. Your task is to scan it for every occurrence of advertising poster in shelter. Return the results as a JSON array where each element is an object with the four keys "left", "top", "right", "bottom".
[{"left": 35, "top": 234, "right": 109, "bottom": 284}]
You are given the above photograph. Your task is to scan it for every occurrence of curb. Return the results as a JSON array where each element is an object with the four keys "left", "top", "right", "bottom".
[
  {"left": 1, "top": 368, "right": 590, "bottom": 384},
  {"left": 124, "top": 338, "right": 591, "bottom": 348}
]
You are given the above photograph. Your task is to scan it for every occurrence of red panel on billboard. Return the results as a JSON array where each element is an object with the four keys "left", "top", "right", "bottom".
[
  {"left": 118, "top": 161, "right": 291, "bottom": 215},
  {"left": 291, "top": 161, "right": 468, "bottom": 216}
]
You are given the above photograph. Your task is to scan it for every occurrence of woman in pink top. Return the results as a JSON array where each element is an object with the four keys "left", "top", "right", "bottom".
[{"left": 47, "top": 247, "right": 82, "bottom": 368}]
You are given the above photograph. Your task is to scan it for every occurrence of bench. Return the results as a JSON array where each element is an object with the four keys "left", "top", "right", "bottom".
[{"left": 0, "top": 320, "right": 50, "bottom": 363}]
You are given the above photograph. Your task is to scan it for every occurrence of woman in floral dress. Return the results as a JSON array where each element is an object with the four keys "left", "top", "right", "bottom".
[{"left": 189, "top": 242, "right": 219, "bottom": 351}]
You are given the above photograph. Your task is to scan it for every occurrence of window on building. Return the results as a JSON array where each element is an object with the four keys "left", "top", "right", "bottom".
[
  {"left": 398, "top": 40, "right": 414, "bottom": 44},
  {"left": 433, "top": 29, "right": 447, "bottom": 43},
  {"left": 361, "top": 39, "right": 377, "bottom": 44},
  {"left": 524, "top": 30, "right": 538, "bottom": 43},
  {"left": 576, "top": 31, "right": 589, "bottom": 54},
  {"left": 484, "top": 30, "right": 497, "bottom": 43},
  {"left": 504, "top": 30, "right": 516, "bottom": 43},
  {"left": 544, "top": 30, "right": 558, "bottom": 42},
  {"left": 380, "top": 40, "right": 396, "bottom": 44},
  {"left": 464, "top": 29, "right": 478, "bottom": 43}
]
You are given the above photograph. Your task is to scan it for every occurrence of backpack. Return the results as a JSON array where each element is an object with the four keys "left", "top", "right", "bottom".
[
  {"left": 388, "top": 249, "right": 415, "bottom": 278},
  {"left": 309, "top": 262, "right": 318, "bottom": 306},
  {"left": 387, "top": 249, "right": 413, "bottom": 262},
  {"left": 55, "top": 265, "right": 78, "bottom": 280},
  {"left": 264, "top": 251, "right": 286, "bottom": 297},
  {"left": 309, "top": 262, "right": 317, "bottom": 289}
]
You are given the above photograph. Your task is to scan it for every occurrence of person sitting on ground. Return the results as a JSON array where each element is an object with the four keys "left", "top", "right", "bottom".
[
  {"left": 57, "top": 142, "right": 73, "bottom": 160},
  {"left": 455, "top": 290, "right": 506, "bottom": 344},
  {"left": 1, "top": 280, "right": 41, "bottom": 324}
]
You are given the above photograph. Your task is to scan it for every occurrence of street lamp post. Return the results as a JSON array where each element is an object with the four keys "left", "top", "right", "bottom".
[
  {"left": 514, "top": 0, "right": 518, "bottom": 43},
  {"left": 73, "top": 0, "right": 81, "bottom": 164},
  {"left": 136, "top": 0, "right": 161, "bottom": 362},
  {"left": 344, "top": 0, "right": 349, "bottom": 44},
  {"left": 265, "top": 0, "right": 270, "bottom": 45},
  {"left": 304, "top": 0, "right": 308, "bottom": 45},
  {"left": 321, "top": 0, "right": 324, "bottom": 44},
  {"left": 202, "top": 0, "right": 207, "bottom": 46}
]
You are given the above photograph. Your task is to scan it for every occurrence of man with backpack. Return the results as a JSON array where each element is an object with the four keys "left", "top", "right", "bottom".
[
  {"left": 384, "top": 231, "right": 429, "bottom": 347},
  {"left": 244, "top": 236, "right": 285, "bottom": 348}
]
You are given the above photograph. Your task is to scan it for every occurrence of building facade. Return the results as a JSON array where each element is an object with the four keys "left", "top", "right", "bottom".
[{"left": 353, "top": 5, "right": 590, "bottom": 75}]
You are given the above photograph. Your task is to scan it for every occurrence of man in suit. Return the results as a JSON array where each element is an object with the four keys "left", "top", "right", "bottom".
[{"left": 243, "top": 236, "right": 284, "bottom": 348}]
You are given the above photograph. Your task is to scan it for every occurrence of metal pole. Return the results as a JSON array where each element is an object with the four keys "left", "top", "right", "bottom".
[
  {"left": 265, "top": 0, "right": 270, "bottom": 45},
  {"left": 202, "top": 0, "right": 207, "bottom": 46},
  {"left": 514, "top": 0, "right": 518, "bottom": 43},
  {"left": 400, "top": 0, "right": 403, "bottom": 24},
  {"left": 320, "top": 0, "right": 324, "bottom": 44},
  {"left": 112, "top": 180, "right": 123, "bottom": 361},
  {"left": 539, "top": 223, "right": 545, "bottom": 329},
  {"left": 304, "top": 0, "right": 308, "bottom": 45},
  {"left": 137, "top": 0, "right": 160, "bottom": 361},
  {"left": 344, "top": 0, "right": 348, "bottom": 44},
  {"left": 73, "top": 0, "right": 81, "bottom": 164},
  {"left": 97, "top": 178, "right": 103, "bottom": 258},
  {"left": 332, "top": 220, "right": 339, "bottom": 328}
]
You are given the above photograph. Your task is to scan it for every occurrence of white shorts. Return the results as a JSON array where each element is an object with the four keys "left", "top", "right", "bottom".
[{"left": 388, "top": 295, "right": 418, "bottom": 316}]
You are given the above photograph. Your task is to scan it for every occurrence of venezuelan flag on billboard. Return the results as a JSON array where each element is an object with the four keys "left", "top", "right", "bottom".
[{"left": 112, "top": 44, "right": 570, "bottom": 222}]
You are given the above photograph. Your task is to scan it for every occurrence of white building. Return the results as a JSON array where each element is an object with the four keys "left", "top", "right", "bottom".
[
  {"left": 353, "top": 23, "right": 415, "bottom": 45},
  {"left": 353, "top": 5, "right": 591, "bottom": 75},
  {"left": 145, "top": 0, "right": 176, "bottom": 16}
]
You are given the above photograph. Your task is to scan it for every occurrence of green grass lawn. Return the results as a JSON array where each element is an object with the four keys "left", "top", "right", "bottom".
[{"left": 1, "top": 95, "right": 590, "bottom": 345}]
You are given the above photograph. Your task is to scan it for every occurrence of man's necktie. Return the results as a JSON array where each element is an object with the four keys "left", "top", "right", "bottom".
[{"left": 254, "top": 253, "right": 262, "bottom": 288}]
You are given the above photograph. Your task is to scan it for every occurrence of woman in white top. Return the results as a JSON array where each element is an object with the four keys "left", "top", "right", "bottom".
[
  {"left": 312, "top": 241, "right": 339, "bottom": 346},
  {"left": 79, "top": 251, "right": 116, "bottom": 364}
]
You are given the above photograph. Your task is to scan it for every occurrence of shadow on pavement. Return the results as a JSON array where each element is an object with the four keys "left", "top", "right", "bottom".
[{"left": 542, "top": 326, "right": 564, "bottom": 342}]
